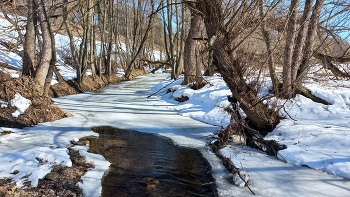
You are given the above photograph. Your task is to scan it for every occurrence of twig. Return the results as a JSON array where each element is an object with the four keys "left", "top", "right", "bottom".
[
  {"left": 147, "top": 77, "right": 182, "bottom": 98},
  {"left": 237, "top": 162, "right": 255, "bottom": 195}
]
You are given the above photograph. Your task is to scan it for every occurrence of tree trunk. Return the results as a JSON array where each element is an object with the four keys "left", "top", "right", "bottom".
[
  {"left": 282, "top": 0, "right": 300, "bottom": 98},
  {"left": 291, "top": 0, "right": 312, "bottom": 82},
  {"left": 297, "top": 0, "right": 325, "bottom": 81},
  {"left": 166, "top": 0, "right": 176, "bottom": 79},
  {"left": 124, "top": 0, "right": 155, "bottom": 80},
  {"left": 22, "top": 0, "right": 36, "bottom": 76},
  {"left": 197, "top": 1, "right": 280, "bottom": 134},
  {"left": 63, "top": 0, "right": 81, "bottom": 81},
  {"left": 88, "top": 0, "right": 97, "bottom": 79},
  {"left": 34, "top": 0, "right": 52, "bottom": 88},
  {"left": 183, "top": 13, "right": 202, "bottom": 85},
  {"left": 43, "top": 31, "right": 56, "bottom": 96},
  {"left": 258, "top": 0, "right": 279, "bottom": 94}
]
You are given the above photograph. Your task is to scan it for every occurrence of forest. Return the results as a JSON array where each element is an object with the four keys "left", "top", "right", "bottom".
[
  {"left": 0, "top": 0, "right": 349, "bottom": 195},
  {"left": 0, "top": 0, "right": 349, "bottom": 132}
]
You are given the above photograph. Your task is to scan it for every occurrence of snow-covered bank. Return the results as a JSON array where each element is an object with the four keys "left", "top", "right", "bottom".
[
  {"left": 1, "top": 73, "right": 350, "bottom": 196},
  {"left": 152, "top": 74, "right": 350, "bottom": 182}
]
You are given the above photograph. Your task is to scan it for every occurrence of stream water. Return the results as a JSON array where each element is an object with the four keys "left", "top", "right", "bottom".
[{"left": 88, "top": 126, "right": 218, "bottom": 197}]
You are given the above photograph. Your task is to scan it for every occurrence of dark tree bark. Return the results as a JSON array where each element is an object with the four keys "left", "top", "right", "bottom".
[
  {"left": 22, "top": 0, "right": 36, "bottom": 76},
  {"left": 183, "top": 13, "right": 202, "bottom": 85}
]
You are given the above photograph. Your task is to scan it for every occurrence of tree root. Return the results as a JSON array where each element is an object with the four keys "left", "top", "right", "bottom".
[
  {"left": 296, "top": 86, "right": 331, "bottom": 105},
  {"left": 210, "top": 98, "right": 287, "bottom": 194},
  {"left": 210, "top": 129, "right": 256, "bottom": 195}
]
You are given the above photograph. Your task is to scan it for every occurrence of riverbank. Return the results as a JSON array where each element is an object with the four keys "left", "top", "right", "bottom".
[
  {"left": 0, "top": 66, "right": 148, "bottom": 128},
  {"left": 1, "top": 73, "right": 349, "bottom": 196}
]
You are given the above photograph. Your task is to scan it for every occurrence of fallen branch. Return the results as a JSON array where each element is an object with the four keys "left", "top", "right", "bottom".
[
  {"left": 147, "top": 78, "right": 182, "bottom": 98},
  {"left": 296, "top": 86, "right": 331, "bottom": 105},
  {"left": 211, "top": 142, "right": 256, "bottom": 195},
  {"left": 314, "top": 53, "right": 350, "bottom": 79}
]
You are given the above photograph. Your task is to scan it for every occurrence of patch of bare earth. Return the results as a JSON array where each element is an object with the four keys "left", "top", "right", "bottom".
[
  {"left": 0, "top": 75, "right": 67, "bottom": 128},
  {"left": 0, "top": 148, "right": 93, "bottom": 197}
]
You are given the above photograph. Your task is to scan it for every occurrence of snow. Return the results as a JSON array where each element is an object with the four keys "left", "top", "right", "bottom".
[
  {"left": 1, "top": 73, "right": 350, "bottom": 196},
  {"left": 10, "top": 93, "right": 31, "bottom": 118},
  {"left": 0, "top": 66, "right": 20, "bottom": 78},
  {"left": 0, "top": 15, "right": 350, "bottom": 197},
  {"left": 151, "top": 74, "right": 350, "bottom": 196},
  {"left": 0, "top": 99, "right": 8, "bottom": 108},
  {"left": 0, "top": 147, "right": 71, "bottom": 188},
  {"left": 73, "top": 146, "right": 110, "bottom": 196}
]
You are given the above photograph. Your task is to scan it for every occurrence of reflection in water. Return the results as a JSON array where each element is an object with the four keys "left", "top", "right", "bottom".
[{"left": 89, "top": 126, "right": 217, "bottom": 197}]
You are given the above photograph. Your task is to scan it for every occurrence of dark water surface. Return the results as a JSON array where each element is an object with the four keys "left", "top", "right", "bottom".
[{"left": 89, "top": 126, "right": 217, "bottom": 197}]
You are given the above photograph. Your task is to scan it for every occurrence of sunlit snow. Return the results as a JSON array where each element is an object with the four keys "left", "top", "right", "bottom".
[
  {"left": 10, "top": 93, "right": 31, "bottom": 118},
  {"left": 0, "top": 15, "right": 349, "bottom": 197}
]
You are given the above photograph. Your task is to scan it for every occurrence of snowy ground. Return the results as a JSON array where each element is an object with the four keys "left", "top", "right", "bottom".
[
  {"left": 0, "top": 73, "right": 349, "bottom": 196},
  {"left": 152, "top": 74, "right": 350, "bottom": 195},
  {"left": 153, "top": 74, "right": 350, "bottom": 181}
]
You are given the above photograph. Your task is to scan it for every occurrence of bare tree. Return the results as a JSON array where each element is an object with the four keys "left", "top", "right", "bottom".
[
  {"left": 22, "top": 0, "right": 36, "bottom": 76},
  {"left": 182, "top": 1, "right": 202, "bottom": 85},
  {"left": 280, "top": 0, "right": 325, "bottom": 99},
  {"left": 34, "top": 0, "right": 52, "bottom": 89},
  {"left": 124, "top": 0, "right": 156, "bottom": 79}
]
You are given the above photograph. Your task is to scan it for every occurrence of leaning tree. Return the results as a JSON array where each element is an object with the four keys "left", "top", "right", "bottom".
[{"left": 196, "top": 0, "right": 281, "bottom": 135}]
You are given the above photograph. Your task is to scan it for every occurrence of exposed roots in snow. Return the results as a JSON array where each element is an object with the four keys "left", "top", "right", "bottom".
[
  {"left": 224, "top": 97, "right": 287, "bottom": 157},
  {"left": 210, "top": 98, "right": 288, "bottom": 194},
  {"left": 211, "top": 128, "right": 255, "bottom": 195}
]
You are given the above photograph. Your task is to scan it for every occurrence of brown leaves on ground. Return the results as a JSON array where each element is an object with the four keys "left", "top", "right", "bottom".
[
  {"left": 0, "top": 74, "right": 67, "bottom": 128},
  {"left": 0, "top": 148, "right": 93, "bottom": 197},
  {"left": 0, "top": 66, "right": 147, "bottom": 128}
]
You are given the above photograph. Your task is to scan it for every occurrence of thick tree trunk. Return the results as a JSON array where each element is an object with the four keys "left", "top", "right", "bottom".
[
  {"left": 213, "top": 31, "right": 279, "bottom": 134},
  {"left": 197, "top": 0, "right": 280, "bottom": 134},
  {"left": 183, "top": 14, "right": 202, "bottom": 85},
  {"left": 34, "top": 0, "right": 52, "bottom": 88},
  {"left": 282, "top": 0, "right": 300, "bottom": 98},
  {"left": 22, "top": 0, "right": 36, "bottom": 76}
]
